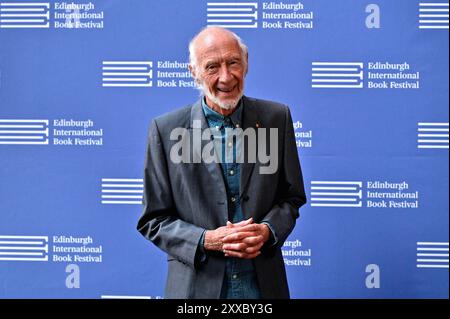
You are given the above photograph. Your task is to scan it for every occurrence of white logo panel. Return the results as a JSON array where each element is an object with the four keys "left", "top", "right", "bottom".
[
  {"left": 102, "top": 61, "right": 153, "bottom": 87},
  {"left": 419, "top": 2, "right": 449, "bottom": 29},
  {"left": 207, "top": 2, "right": 258, "bottom": 28},
  {"left": 417, "top": 122, "right": 449, "bottom": 149},
  {"left": 311, "top": 62, "right": 364, "bottom": 89},
  {"left": 0, "top": 235, "right": 48, "bottom": 261},
  {"left": 417, "top": 242, "right": 449, "bottom": 268},
  {"left": 0, "top": 119, "right": 49, "bottom": 145},
  {"left": 0, "top": 2, "right": 49, "bottom": 28},
  {"left": 310, "top": 181, "right": 363, "bottom": 207},
  {"left": 101, "top": 178, "right": 143, "bottom": 205}
]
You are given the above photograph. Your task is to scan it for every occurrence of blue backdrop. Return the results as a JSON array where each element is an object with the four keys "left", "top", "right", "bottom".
[{"left": 0, "top": 0, "right": 448, "bottom": 299}]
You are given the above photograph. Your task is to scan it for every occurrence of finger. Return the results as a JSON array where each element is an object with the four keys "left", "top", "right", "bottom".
[
  {"left": 241, "top": 235, "right": 264, "bottom": 245},
  {"left": 232, "top": 218, "right": 253, "bottom": 227},
  {"left": 219, "top": 226, "right": 242, "bottom": 238},
  {"left": 222, "top": 242, "right": 248, "bottom": 251},
  {"left": 222, "top": 231, "right": 259, "bottom": 243},
  {"left": 224, "top": 250, "right": 260, "bottom": 259},
  {"left": 226, "top": 221, "right": 234, "bottom": 228},
  {"left": 234, "top": 224, "right": 261, "bottom": 233},
  {"left": 244, "top": 242, "right": 264, "bottom": 254},
  {"left": 242, "top": 250, "right": 261, "bottom": 259}
]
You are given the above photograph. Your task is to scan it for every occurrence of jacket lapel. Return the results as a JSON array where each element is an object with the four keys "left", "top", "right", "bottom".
[
  {"left": 190, "top": 99, "right": 227, "bottom": 222},
  {"left": 240, "top": 96, "right": 259, "bottom": 199},
  {"left": 189, "top": 97, "right": 259, "bottom": 217}
]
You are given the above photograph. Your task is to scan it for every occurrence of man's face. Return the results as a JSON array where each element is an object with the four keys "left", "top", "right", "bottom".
[{"left": 191, "top": 32, "right": 247, "bottom": 111}]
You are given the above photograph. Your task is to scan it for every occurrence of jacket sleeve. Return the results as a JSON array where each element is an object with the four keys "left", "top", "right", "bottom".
[
  {"left": 136, "top": 119, "right": 205, "bottom": 268},
  {"left": 261, "top": 106, "right": 307, "bottom": 250}
]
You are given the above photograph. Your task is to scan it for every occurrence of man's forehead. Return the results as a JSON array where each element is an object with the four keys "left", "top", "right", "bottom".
[
  {"left": 196, "top": 27, "right": 236, "bottom": 45},
  {"left": 199, "top": 44, "right": 241, "bottom": 57},
  {"left": 195, "top": 37, "right": 242, "bottom": 60},
  {"left": 199, "top": 37, "right": 239, "bottom": 50}
]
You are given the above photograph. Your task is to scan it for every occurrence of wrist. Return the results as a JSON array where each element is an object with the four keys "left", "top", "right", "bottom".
[
  {"left": 204, "top": 230, "right": 221, "bottom": 251},
  {"left": 261, "top": 224, "right": 270, "bottom": 243}
]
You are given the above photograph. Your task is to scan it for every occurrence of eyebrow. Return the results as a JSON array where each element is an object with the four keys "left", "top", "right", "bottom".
[
  {"left": 204, "top": 56, "right": 242, "bottom": 66},
  {"left": 204, "top": 61, "right": 218, "bottom": 68}
]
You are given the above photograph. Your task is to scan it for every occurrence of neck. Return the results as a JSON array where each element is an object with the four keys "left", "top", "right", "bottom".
[{"left": 205, "top": 96, "right": 237, "bottom": 116}]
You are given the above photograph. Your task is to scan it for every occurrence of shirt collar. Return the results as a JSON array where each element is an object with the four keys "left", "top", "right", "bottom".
[{"left": 202, "top": 96, "right": 243, "bottom": 128}]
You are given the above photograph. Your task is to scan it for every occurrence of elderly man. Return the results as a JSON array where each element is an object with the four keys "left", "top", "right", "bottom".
[{"left": 137, "top": 26, "right": 306, "bottom": 299}]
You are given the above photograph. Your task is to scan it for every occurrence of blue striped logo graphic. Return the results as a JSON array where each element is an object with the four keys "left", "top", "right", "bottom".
[
  {"left": 0, "top": 235, "right": 48, "bottom": 261},
  {"left": 0, "top": 119, "right": 49, "bottom": 145},
  {"left": 0, "top": 2, "right": 49, "bottom": 28}
]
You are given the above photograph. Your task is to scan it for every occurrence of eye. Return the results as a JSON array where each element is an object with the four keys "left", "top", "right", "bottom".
[
  {"left": 229, "top": 60, "right": 241, "bottom": 68},
  {"left": 206, "top": 64, "right": 218, "bottom": 73}
]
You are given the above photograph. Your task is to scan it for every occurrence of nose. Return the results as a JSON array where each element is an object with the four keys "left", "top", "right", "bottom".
[{"left": 218, "top": 64, "right": 233, "bottom": 83}]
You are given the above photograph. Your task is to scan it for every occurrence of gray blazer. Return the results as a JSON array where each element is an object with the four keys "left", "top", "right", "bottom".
[{"left": 137, "top": 96, "right": 307, "bottom": 299}]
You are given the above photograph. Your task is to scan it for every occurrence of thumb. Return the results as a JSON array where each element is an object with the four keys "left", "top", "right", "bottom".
[{"left": 233, "top": 217, "right": 253, "bottom": 227}]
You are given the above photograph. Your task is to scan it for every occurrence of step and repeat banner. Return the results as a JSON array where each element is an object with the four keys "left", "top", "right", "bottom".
[{"left": 0, "top": 0, "right": 448, "bottom": 299}]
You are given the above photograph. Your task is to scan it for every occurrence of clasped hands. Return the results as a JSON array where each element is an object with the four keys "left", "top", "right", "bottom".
[{"left": 204, "top": 218, "right": 270, "bottom": 259}]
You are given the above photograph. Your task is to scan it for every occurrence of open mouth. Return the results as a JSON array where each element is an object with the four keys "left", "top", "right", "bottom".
[{"left": 217, "top": 86, "right": 235, "bottom": 93}]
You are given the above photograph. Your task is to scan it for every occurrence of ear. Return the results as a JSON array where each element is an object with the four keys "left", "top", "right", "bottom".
[
  {"left": 188, "top": 64, "right": 201, "bottom": 85},
  {"left": 189, "top": 64, "right": 201, "bottom": 84},
  {"left": 244, "top": 52, "right": 249, "bottom": 76},
  {"left": 188, "top": 64, "right": 196, "bottom": 78}
]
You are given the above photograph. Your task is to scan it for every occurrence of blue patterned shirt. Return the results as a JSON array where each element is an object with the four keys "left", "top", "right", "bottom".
[{"left": 200, "top": 97, "right": 261, "bottom": 299}]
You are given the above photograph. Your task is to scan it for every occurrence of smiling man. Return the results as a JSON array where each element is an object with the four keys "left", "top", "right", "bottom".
[
  {"left": 188, "top": 27, "right": 246, "bottom": 114},
  {"left": 137, "top": 27, "right": 307, "bottom": 299}
]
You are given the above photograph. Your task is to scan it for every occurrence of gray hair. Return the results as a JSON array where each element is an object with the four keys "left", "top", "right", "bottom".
[{"left": 188, "top": 26, "right": 248, "bottom": 73}]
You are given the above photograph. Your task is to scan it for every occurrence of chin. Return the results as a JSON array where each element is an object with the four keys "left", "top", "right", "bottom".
[
  {"left": 217, "top": 97, "right": 242, "bottom": 110},
  {"left": 203, "top": 85, "right": 243, "bottom": 110},
  {"left": 216, "top": 92, "right": 243, "bottom": 109}
]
